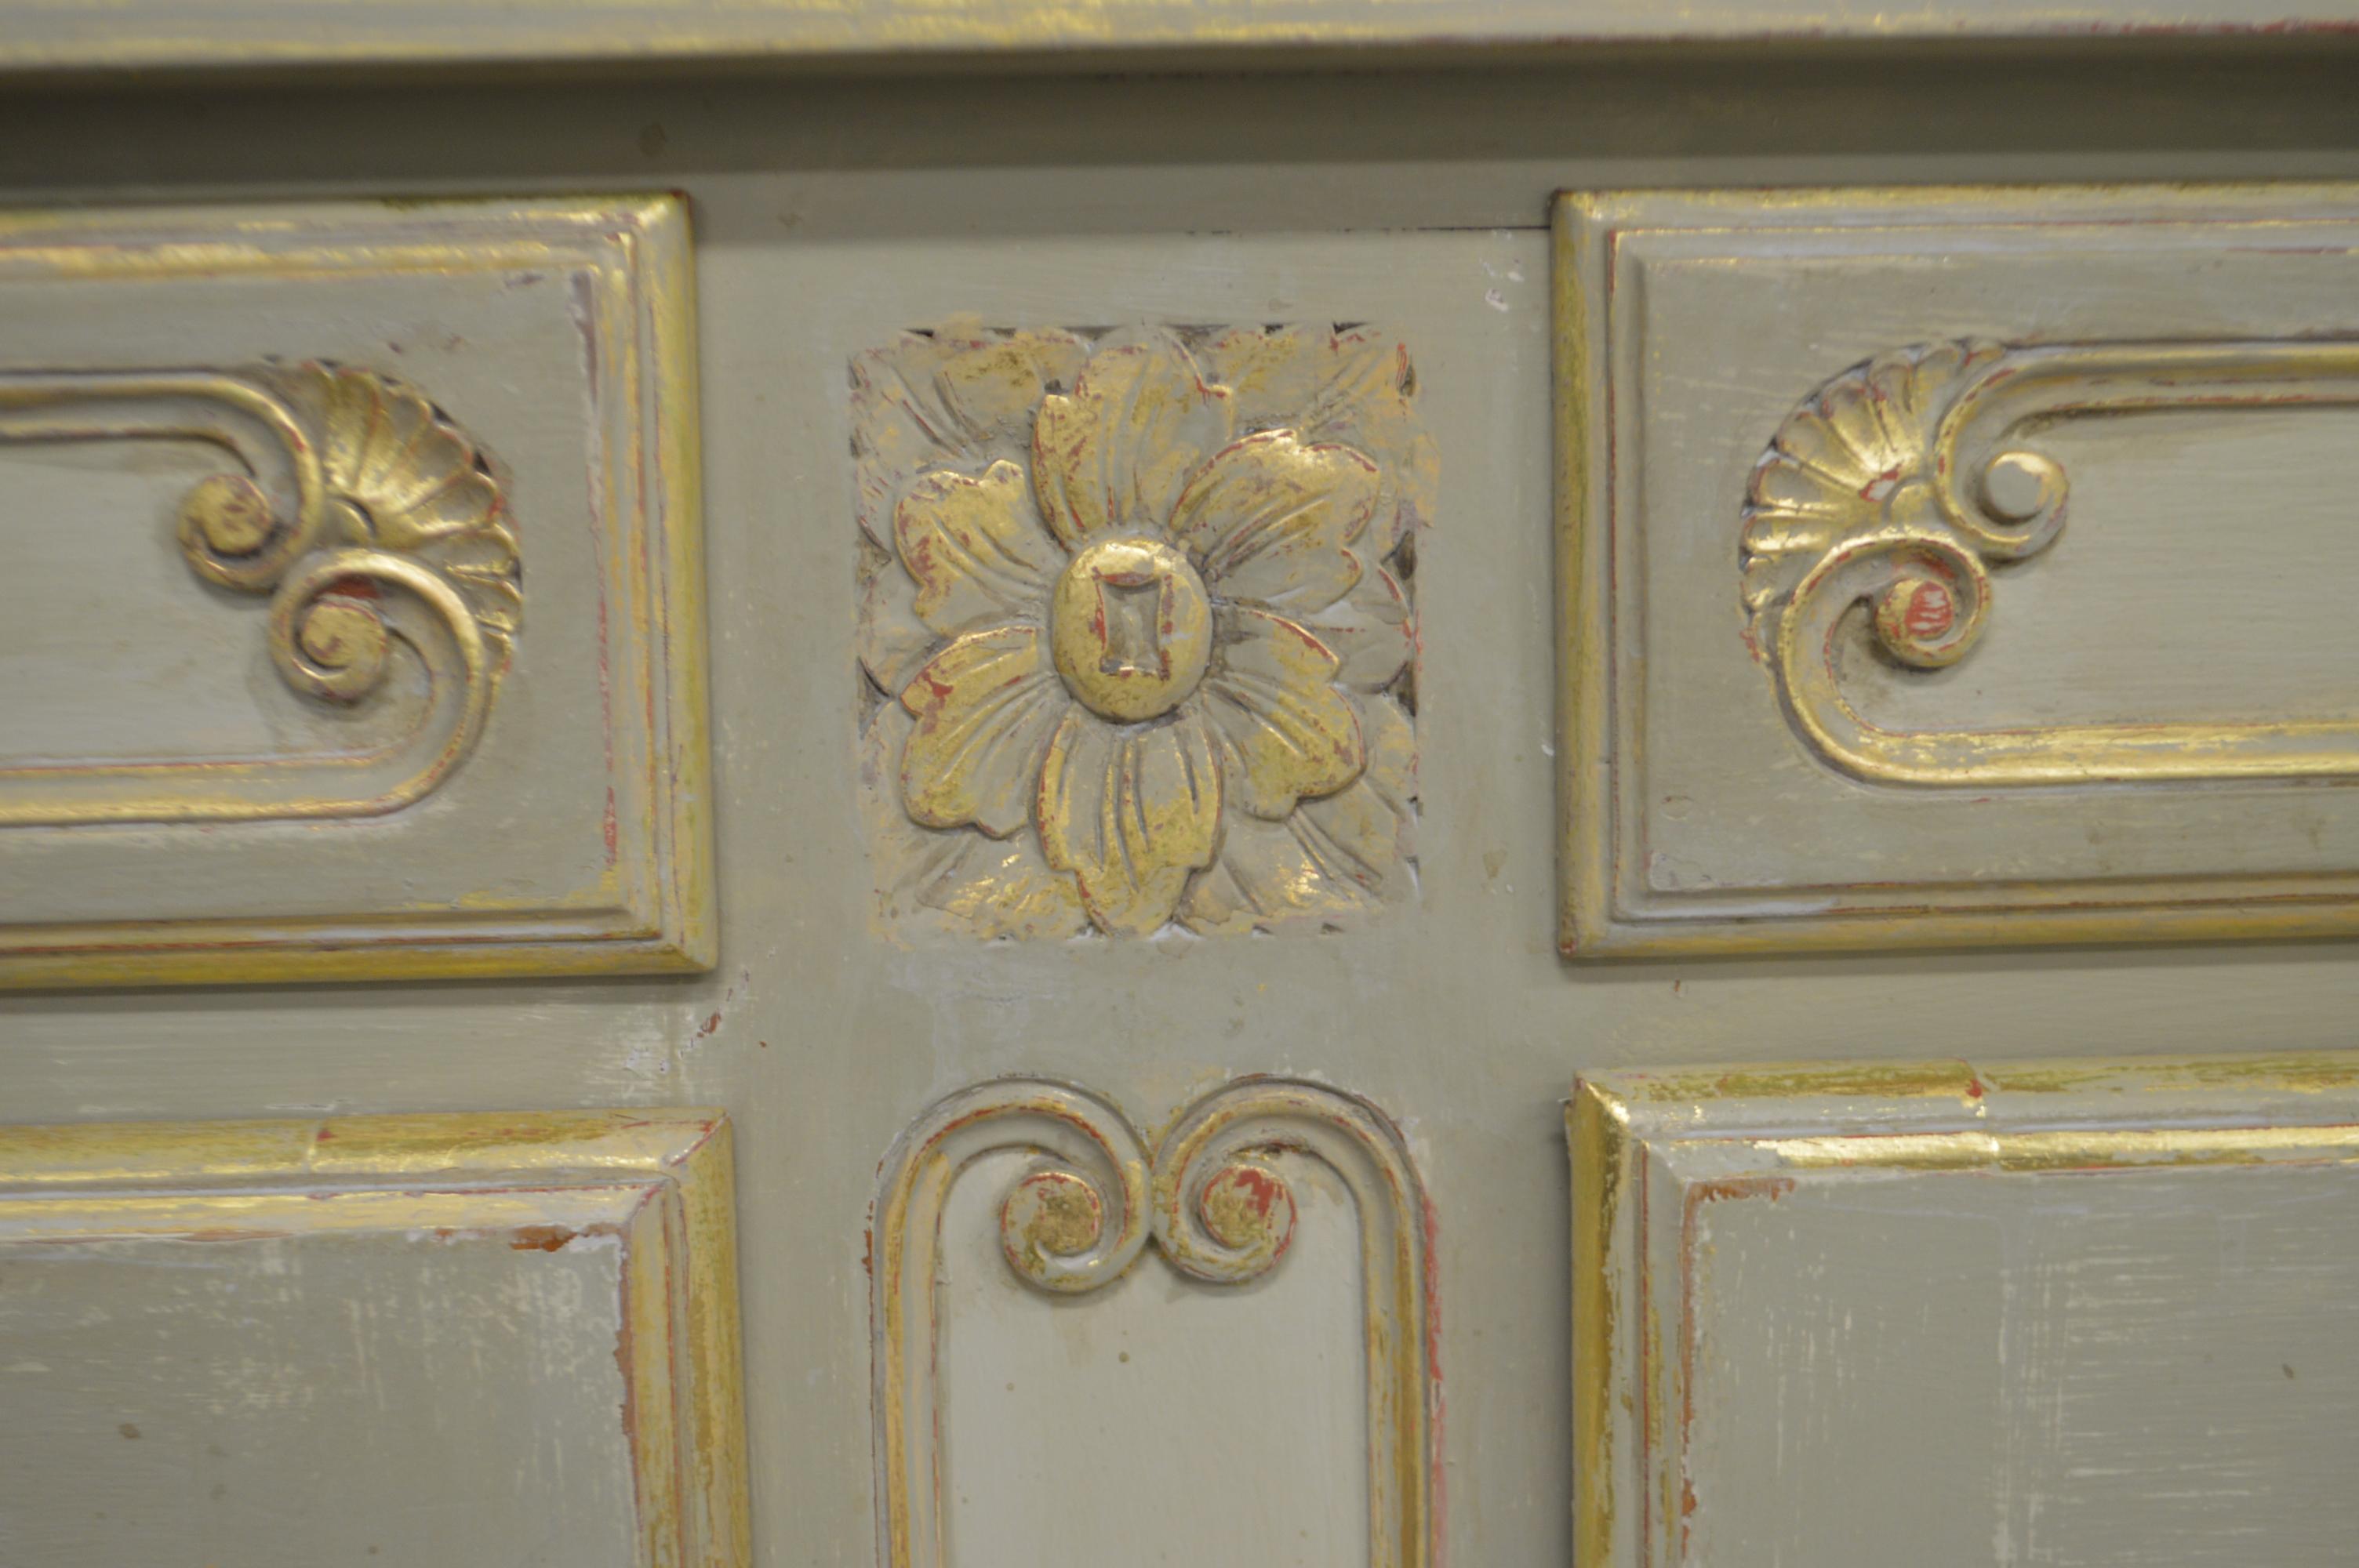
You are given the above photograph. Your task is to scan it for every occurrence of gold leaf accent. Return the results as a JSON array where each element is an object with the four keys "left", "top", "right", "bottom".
[
  {"left": 1030, "top": 332, "right": 1234, "bottom": 551},
  {"left": 1036, "top": 705, "right": 1222, "bottom": 936},
  {"left": 896, "top": 626, "right": 1064, "bottom": 839},
  {"left": 1201, "top": 606, "right": 1365, "bottom": 820}
]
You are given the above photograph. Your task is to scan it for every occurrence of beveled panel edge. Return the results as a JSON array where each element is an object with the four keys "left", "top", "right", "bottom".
[
  {"left": 0, "top": 1107, "right": 750, "bottom": 1568},
  {"left": 0, "top": 192, "right": 716, "bottom": 988},
  {"left": 1552, "top": 182, "right": 2359, "bottom": 960},
  {"left": 871, "top": 1073, "right": 1437, "bottom": 1568},
  {"left": 1567, "top": 1049, "right": 2359, "bottom": 1568}
]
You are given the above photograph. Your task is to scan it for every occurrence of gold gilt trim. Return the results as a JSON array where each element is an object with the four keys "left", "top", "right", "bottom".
[
  {"left": 0, "top": 1109, "right": 749, "bottom": 1568},
  {"left": 0, "top": 194, "right": 712, "bottom": 987},
  {"left": 1569, "top": 1051, "right": 2359, "bottom": 1568},
  {"left": 0, "top": 362, "right": 518, "bottom": 825},
  {"left": 871, "top": 1075, "right": 1436, "bottom": 1568},
  {"left": 1555, "top": 182, "right": 2359, "bottom": 959}
]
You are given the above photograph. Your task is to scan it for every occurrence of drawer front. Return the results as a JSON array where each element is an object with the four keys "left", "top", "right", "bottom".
[
  {"left": 0, "top": 197, "right": 711, "bottom": 985},
  {"left": 1561, "top": 183, "right": 2359, "bottom": 956}
]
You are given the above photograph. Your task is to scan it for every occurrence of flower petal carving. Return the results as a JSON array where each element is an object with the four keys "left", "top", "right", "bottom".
[
  {"left": 1205, "top": 324, "right": 1434, "bottom": 557},
  {"left": 1167, "top": 430, "right": 1379, "bottom": 615},
  {"left": 859, "top": 546, "right": 940, "bottom": 695},
  {"left": 898, "top": 626, "right": 1067, "bottom": 838},
  {"left": 1037, "top": 706, "right": 1222, "bottom": 936},
  {"left": 860, "top": 706, "right": 1086, "bottom": 939},
  {"left": 896, "top": 460, "right": 1064, "bottom": 635},
  {"left": 852, "top": 328, "right": 1090, "bottom": 548},
  {"left": 1299, "top": 553, "right": 1413, "bottom": 691},
  {"left": 857, "top": 324, "right": 1425, "bottom": 940},
  {"left": 1030, "top": 332, "right": 1234, "bottom": 552},
  {"left": 1202, "top": 607, "right": 1365, "bottom": 819},
  {"left": 1183, "top": 691, "right": 1414, "bottom": 935}
]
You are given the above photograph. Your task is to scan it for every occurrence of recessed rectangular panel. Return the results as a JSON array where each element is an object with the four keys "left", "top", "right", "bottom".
[
  {"left": 0, "top": 197, "right": 711, "bottom": 985},
  {"left": 1571, "top": 1055, "right": 2359, "bottom": 1567},
  {"left": 0, "top": 1110, "right": 747, "bottom": 1567},
  {"left": 1558, "top": 183, "right": 2359, "bottom": 955}
]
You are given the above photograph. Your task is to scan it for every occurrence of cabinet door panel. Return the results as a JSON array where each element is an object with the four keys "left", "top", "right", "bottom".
[
  {"left": 1572, "top": 1056, "right": 2359, "bottom": 1567},
  {"left": 0, "top": 1111, "right": 746, "bottom": 1567}
]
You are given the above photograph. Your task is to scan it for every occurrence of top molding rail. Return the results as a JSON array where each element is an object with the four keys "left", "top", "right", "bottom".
[{"left": 5, "top": 1, "right": 2359, "bottom": 77}]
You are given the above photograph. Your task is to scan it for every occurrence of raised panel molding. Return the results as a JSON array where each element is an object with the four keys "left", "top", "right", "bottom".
[
  {"left": 871, "top": 1075, "right": 1437, "bottom": 1568},
  {"left": 0, "top": 1109, "right": 747, "bottom": 1566},
  {"left": 1571, "top": 1054, "right": 2359, "bottom": 1567},
  {"left": 1559, "top": 183, "right": 2359, "bottom": 956},
  {"left": 0, "top": 196, "right": 712, "bottom": 985}
]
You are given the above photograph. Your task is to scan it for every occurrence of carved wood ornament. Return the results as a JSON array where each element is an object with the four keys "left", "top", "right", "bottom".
[
  {"left": 1744, "top": 337, "right": 2359, "bottom": 786},
  {"left": 871, "top": 1075, "right": 1437, "bottom": 1568},
  {"left": 856, "top": 325, "right": 1432, "bottom": 938},
  {"left": 0, "top": 360, "right": 518, "bottom": 825}
]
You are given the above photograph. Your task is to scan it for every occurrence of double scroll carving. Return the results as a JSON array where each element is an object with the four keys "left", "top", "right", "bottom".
[
  {"left": 871, "top": 1075, "right": 1435, "bottom": 1568},
  {"left": 1743, "top": 338, "right": 2359, "bottom": 786},
  {"left": 1, "top": 361, "right": 519, "bottom": 825}
]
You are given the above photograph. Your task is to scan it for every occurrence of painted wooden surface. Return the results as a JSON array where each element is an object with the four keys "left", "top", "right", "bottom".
[
  {"left": 0, "top": 198, "right": 712, "bottom": 985},
  {"left": 0, "top": 40, "right": 2355, "bottom": 1568},
  {"left": 1560, "top": 183, "right": 2359, "bottom": 956},
  {"left": 5, "top": 0, "right": 2359, "bottom": 74},
  {"left": 1573, "top": 1057, "right": 2359, "bottom": 1567},
  {"left": 0, "top": 1111, "right": 746, "bottom": 1566}
]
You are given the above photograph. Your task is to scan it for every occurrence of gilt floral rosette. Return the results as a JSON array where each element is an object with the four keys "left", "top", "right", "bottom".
[{"left": 855, "top": 325, "right": 1432, "bottom": 939}]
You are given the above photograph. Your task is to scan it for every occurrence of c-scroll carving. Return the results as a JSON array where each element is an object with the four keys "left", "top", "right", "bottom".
[
  {"left": 871, "top": 1074, "right": 1436, "bottom": 1568},
  {"left": 0, "top": 361, "right": 520, "bottom": 826},
  {"left": 1743, "top": 337, "right": 2359, "bottom": 787}
]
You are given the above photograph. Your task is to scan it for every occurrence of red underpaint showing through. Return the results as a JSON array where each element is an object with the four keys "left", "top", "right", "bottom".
[
  {"left": 510, "top": 1224, "right": 580, "bottom": 1252},
  {"left": 1677, "top": 1174, "right": 1797, "bottom": 1555},
  {"left": 1903, "top": 580, "right": 1954, "bottom": 641}
]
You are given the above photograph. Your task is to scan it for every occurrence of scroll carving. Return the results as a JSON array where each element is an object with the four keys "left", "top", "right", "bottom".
[
  {"left": 871, "top": 1075, "right": 1436, "bottom": 1568},
  {"left": 0, "top": 361, "right": 518, "bottom": 825},
  {"left": 1743, "top": 338, "right": 2359, "bottom": 787},
  {"left": 854, "top": 325, "right": 1430, "bottom": 940}
]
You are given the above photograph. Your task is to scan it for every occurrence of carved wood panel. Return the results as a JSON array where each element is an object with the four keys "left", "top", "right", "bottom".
[{"left": 0, "top": 197, "right": 711, "bottom": 985}]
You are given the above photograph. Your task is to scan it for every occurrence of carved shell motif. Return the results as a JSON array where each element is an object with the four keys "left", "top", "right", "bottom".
[
  {"left": 265, "top": 361, "right": 522, "bottom": 659},
  {"left": 1739, "top": 339, "right": 2003, "bottom": 654}
]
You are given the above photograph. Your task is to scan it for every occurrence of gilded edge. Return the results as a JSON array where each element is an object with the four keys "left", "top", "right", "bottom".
[
  {"left": 1553, "top": 192, "right": 1612, "bottom": 959},
  {"left": 871, "top": 1074, "right": 1437, "bottom": 1568},
  {"left": 1551, "top": 181, "right": 2359, "bottom": 960},
  {"left": 0, "top": 1108, "right": 749, "bottom": 1568},
  {"left": 1568, "top": 1050, "right": 2359, "bottom": 1566},
  {"left": 0, "top": 193, "right": 714, "bottom": 988},
  {"left": 1568, "top": 1076, "right": 1630, "bottom": 1568}
]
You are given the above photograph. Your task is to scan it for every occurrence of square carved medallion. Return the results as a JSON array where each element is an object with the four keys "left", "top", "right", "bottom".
[{"left": 855, "top": 325, "right": 1431, "bottom": 940}]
